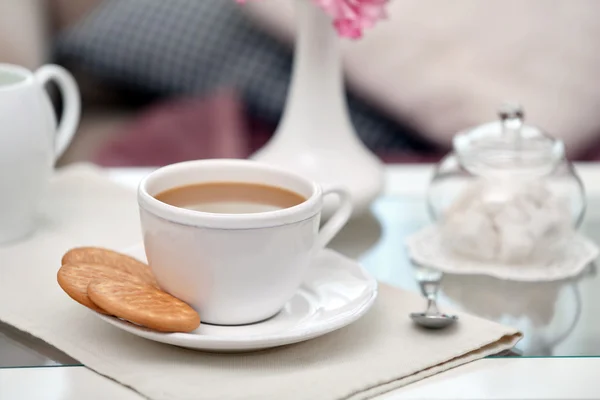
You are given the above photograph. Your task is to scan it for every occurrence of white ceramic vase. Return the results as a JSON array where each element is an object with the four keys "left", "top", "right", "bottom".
[{"left": 251, "top": 0, "right": 384, "bottom": 218}]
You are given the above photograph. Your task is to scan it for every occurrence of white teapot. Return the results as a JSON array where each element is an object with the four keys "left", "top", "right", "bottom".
[{"left": 0, "top": 63, "right": 80, "bottom": 243}]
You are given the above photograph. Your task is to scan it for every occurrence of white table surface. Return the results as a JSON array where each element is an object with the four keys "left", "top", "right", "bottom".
[{"left": 3, "top": 163, "right": 600, "bottom": 400}]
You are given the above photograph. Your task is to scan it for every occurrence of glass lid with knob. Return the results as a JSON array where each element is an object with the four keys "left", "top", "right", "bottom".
[{"left": 453, "top": 103, "right": 565, "bottom": 179}]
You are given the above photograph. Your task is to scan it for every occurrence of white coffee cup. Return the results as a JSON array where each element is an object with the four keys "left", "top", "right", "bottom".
[
  {"left": 138, "top": 159, "right": 352, "bottom": 325},
  {"left": 0, "top": 63, "right": 80, "bottom": 243}
]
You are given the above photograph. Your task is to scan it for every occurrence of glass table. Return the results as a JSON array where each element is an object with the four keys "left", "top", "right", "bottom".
[{"left": 2, "top": 187, "right": 600, "bottom": 369}]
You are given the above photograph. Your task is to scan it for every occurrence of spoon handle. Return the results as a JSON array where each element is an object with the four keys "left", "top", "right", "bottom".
[
  {"left": 425, "top": 293, "right": 439, "bottom": 315},
  {"left": 418, "top": 279, "right": 439, "bottom": 297},
  {"left": 418, "top": 279, "right": 441, "bottom": 315}
]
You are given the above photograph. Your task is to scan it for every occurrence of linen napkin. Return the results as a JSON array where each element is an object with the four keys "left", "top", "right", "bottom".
[{"left": 0, "top": 164, "right": 522, "bottom": 400}]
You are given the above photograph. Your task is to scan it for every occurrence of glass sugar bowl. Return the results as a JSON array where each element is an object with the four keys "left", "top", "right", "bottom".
[{"left": 427, "top": 104, "right": 586, "bottom": 264}]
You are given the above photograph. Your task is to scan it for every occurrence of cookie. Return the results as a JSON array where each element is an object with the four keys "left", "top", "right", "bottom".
[
  {"left": 57, "top": 263, "right": 142, "bottom": 314},
  {"left": 87, "top": 279, "right": 201, "bottom": 333},
  {"left": 61, "top": 247, "right": 158, "bottom": 287}
]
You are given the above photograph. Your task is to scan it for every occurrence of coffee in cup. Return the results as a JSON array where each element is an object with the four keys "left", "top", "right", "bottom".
[{"left": 154, "top": 182, "right": 306, "bottom": 214}]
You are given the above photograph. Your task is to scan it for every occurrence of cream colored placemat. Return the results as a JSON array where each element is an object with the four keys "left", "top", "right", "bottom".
[{"left": 0, "top": 164, "right": 522, "bottom": 400}]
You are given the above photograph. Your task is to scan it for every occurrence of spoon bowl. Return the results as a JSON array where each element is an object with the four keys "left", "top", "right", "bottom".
[{"left": 410, "top": 312, "right": 458, "bottom": 329}]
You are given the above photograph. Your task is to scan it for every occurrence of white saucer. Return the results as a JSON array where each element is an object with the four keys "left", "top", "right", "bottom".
[
  {"left": 407, "top": 225, "right": 599, "bottom": 282},
  {"left": 94, "top": 244, "right": 378, "bottom": 352}
]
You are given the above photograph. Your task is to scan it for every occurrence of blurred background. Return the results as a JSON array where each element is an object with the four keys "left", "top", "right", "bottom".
[{"left": 3, "top": 0, "right": 600, "bottom": 168}]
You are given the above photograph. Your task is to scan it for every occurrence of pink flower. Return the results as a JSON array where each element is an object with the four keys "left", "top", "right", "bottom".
[
  {"left": 314, "top": 0, "right": 388, "bottom": 38},
  {"left": 237, "top": 0, "right": 388, "bottom": 39}
]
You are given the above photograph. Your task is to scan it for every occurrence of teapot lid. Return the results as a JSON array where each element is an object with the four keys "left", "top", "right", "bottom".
[{"left": 453, "top": 103, "right": 565, "bottom": 176}]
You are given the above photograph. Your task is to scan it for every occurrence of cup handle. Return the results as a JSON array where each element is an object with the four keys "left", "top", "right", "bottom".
[
  {"left": 316, "top": 186, "right": 353, "bottom": 249},
  {"left": 35, "top": 65, "right": 81, "bottom": 161}
]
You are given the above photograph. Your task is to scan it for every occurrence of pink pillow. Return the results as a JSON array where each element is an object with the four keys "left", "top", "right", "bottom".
[
  {"left": 93, "top": 90, "right": 251, "bottom": 167},
  {"left": 244, "top": 0, "right": 600, "bottom": 158}
]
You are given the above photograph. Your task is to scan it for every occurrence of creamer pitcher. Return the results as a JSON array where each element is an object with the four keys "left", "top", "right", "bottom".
[{"left": 0, "top": 63, "right": 80, "bottom": 243}]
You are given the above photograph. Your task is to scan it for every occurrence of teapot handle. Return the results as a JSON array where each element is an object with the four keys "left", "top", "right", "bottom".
[{"left": 35, "top": 65, "right": 81, "bottom": 161}]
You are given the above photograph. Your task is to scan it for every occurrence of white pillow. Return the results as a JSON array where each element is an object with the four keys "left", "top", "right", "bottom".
[
  {"left": 0, "top": 0, "right": 48, "bottom": 69},
  {"left": 244, "top": 0, "right": 600, "bottom": 156}
]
